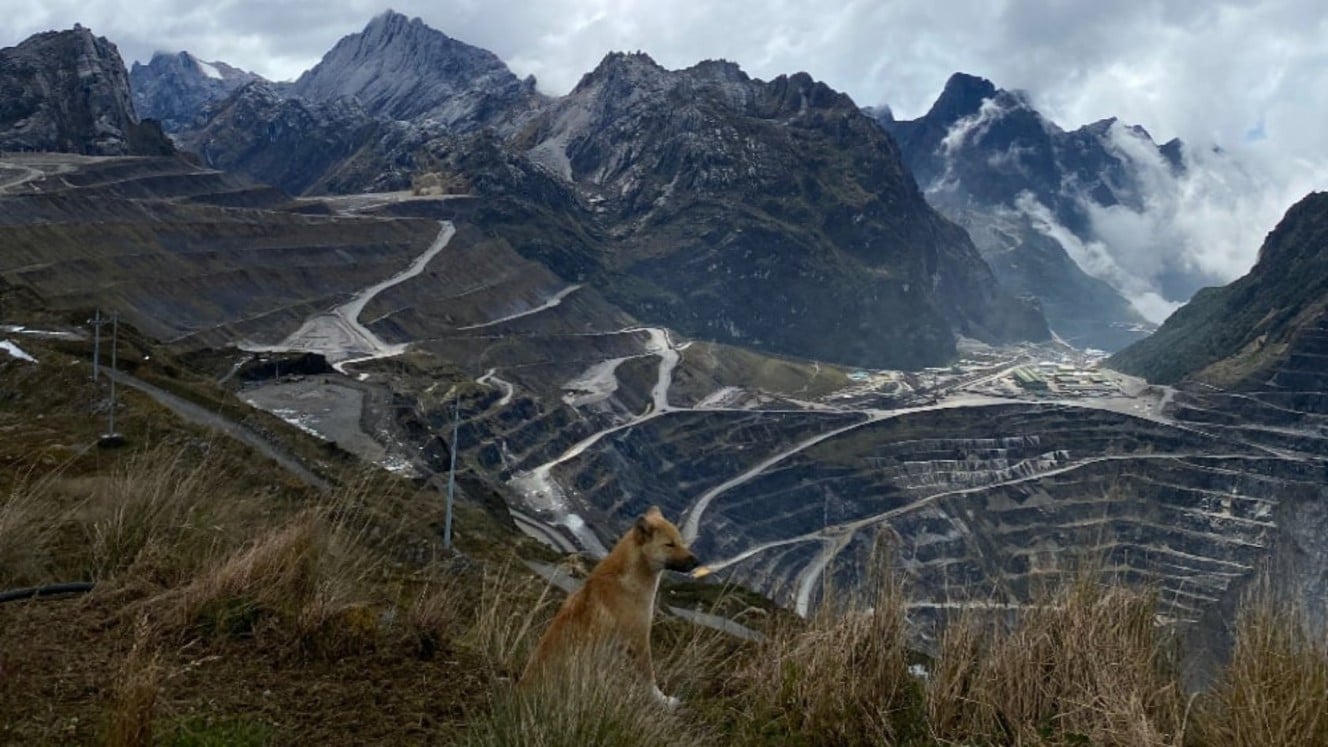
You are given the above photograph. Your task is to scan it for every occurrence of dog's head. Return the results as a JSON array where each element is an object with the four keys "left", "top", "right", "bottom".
[{"left": 633, "top": 506, "right": 700, "bottom": 573}]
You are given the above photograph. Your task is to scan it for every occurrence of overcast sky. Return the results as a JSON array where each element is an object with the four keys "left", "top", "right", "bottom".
[{"left": 4, "top": 0, "right": 1326, "bottom": 311}]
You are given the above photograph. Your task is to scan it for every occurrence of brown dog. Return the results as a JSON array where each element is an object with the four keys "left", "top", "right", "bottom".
[{"left": 522, "top": 506, "right": 700, "bottom": 706}]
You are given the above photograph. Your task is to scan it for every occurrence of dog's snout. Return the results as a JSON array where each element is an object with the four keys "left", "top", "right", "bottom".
[{"left": 668, "top": 554, "right": 701, "bottom": 573}]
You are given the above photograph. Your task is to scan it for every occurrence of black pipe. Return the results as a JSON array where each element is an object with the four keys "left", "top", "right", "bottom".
[{"left": 0, "top": 581, "right": 95, "bottom": 604}]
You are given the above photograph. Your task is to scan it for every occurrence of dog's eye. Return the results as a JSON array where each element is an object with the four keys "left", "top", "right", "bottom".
[{"left": 665, "top": 541, "right": 677, "bottom": 548}]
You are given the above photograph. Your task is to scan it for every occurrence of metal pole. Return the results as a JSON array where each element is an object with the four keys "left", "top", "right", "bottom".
[
  {"left": 444, "top": 395, "right": 460, "bottom": 551},
  {"left": 107, "top": 313, "right": 118, "bottom": 436},
  {"left": 91, "top": 308, "right": 101, "bottom": 381}
]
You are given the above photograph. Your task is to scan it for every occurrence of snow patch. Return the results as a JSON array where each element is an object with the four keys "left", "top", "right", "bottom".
[
  {"left": 1, "top": 340, "right": 36, "bottom": 363},
  {"left": 193, "top": 55, "right": 223, "bottom": 80}
]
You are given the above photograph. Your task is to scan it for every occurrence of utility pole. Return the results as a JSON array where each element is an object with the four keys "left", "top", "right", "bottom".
[
  {"left": 444, "top": 395, "right": 461, "bottom": 551},
  {"left": 99, "top": 312, "right": 123, "bottom": 447},
  {"left": 89, "top": 309, "right": 105, "bottom": 381}
]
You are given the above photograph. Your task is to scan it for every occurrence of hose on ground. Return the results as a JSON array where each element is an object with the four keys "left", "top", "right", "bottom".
[{"left": 0, "top": 581, "right": 94, "bottom": 604}]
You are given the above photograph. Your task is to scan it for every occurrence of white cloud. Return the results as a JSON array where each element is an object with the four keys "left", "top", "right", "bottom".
[
  {"left": 1015, "top": 191, "right": 1181, "bottom": 323},
  {"left": 2, "top": 0, "right": 1324, "bottom": 295},
  {"left": 1083, "top": 121, "right": 1328, "bottom": 304}
]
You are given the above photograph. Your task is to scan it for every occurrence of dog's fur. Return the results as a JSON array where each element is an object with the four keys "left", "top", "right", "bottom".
[{"left": 522, "top": 506, "right": 700, "bottom": 705}]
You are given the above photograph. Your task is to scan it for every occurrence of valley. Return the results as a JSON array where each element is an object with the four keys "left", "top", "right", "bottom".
[
  {"left": 3, "top": 145, "right": 1320, "bottom": 654},
  {"left": 3, "top": 12, "right": 1327, "bottom": 744},
  {"left": 207, "top": 190, "right": 1322, "bottom": 645},
  {"left": 1, "top": 15, "right": 1324, "bottom": 668}
]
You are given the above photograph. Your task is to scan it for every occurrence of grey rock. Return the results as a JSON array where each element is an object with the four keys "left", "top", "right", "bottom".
[
  {"left": 129, "top": 51, "right": 262, "bottom": 133},
  {"left": 0, "top": 25, "right": 172, "bottom": 156},
  {"left": 876, "top": 73, "right": 1176, "bottom": 351},
  {"left": 289, "top": 9, "right": 540, "bottom": 128}
]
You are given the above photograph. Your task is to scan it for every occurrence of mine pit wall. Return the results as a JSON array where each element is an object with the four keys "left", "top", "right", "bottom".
[
  {"left": 0, "top": 157, "right": 441, "bottom": 347},
  {"left": 518, "top": 397, "right": 1323, "bottom": 670}
]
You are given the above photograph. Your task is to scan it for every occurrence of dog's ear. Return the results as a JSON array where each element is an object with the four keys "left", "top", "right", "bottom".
[
  {"left": 634, "top": 514, "right": 654, "bottom": 540},
  {"left": 645, "top": 505, "right": 663, "bottom": 520}
]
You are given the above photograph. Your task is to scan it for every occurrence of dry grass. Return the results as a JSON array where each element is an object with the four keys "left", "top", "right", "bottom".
[
  {"left": 464, "top": 561, "right": 560, "bottom": 681},
  {"left": 84, "top": 446, "right": 235, "bottom": 584},
  {"left": 6, "top": 375, "right": 1327, "bottom": 746},
  {"left": 728, "top": 549, "right": 923, "bottom": 745},
  {"left": 1195, "top": 581, "right": 1328, "bottom": 746},
  {"left": 0, "top": 465, "right": 62, "bottom": 586},
  {"left": 103, "top": 619, "right": 163, "bottom": 747},
  {"left": 925, "top": 574, "right": 1188, "bottom": 746},
  {"left": 461, "top": 641, "right": 715, "bottom": 747}
]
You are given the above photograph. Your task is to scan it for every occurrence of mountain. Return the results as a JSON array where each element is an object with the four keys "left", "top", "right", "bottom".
[
  {"left": 484, "top": 53, "right": 1049, "bottom": 368},
  {"left": 289, "top": 9, "right": 540, "bottom": 128},
  {"left": 129, "top": 51, "right": 262, "bottom": 133},
  {"left": 176, "top": 11, "right": 543, "bottom": 195},
  {"left": 1110, "top": 191, "right": 1328, "bottom": 389},
  {"left": 3, "top": 30, "right": 1325, "bottom": 670},
  {"left": 180, "top": 81, "right": 427, "bottom": 195},
  {"left": 0, "top": 25, "right": 172, "bottom": 156},
  {"left": 875, "top": 73, "right": 1171, "bottom": 350}
]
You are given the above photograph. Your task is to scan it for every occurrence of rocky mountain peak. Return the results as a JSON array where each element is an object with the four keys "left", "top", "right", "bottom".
[
  {"left": 927, "top": 72, "right": 998, "bottom": 123},
  {"left": 505, "top": 58, "right": 1048, "bottom": 368},
  {"left": 684, "top": 58, "right": 750, "bottom": 85},
  {"left": 0, "top": 25, "right": 172, "bottom": 155},
  {"left": 573, "top": 51, "right": 667, "bottom": 94},
  {"left": 876, "top": 73, "right": 1184, "bottom": 350},
  {"left": 129, "top": 50, "right": 261, "bottom": 132},
  {"left": 289, "top": 10, "right": 535, "bottom": 127}
]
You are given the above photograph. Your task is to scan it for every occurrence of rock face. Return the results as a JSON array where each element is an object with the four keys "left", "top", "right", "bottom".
[
  {"left": 289, "top": 10, "right": 539, "bottom": 128},
  {"left": 129, "top": 51, "right": 261, "bottom": 133},
  {"left": 176, "top": 11, "right": 541, "bottom": 196},
  {"left": 0, "top": 25, "right": 172, "bottom": 156},
  {"left": 876, "top": 73, "right": 1166, "bottom": 350},
  {"left": 481, "top": 54, "right": 1049, "bottom": 369},
  {"left": 1110, "top": 192, "right": 1328, "bottom": 389},
  {"left": 181, "top": 81, "right": 425, "bottom": 195}
]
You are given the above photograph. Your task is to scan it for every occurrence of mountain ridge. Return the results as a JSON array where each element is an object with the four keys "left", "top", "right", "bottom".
[
  {"left": 1109, "top": 191, "right": 1328, "bottom": 388},
  {"left": 130, "top": 50, "right": 262, "bottom": 133},
  {"left": 0, "top": 25, "right": 172, "bottom": 156},
  {"left": 875, "top": 72, "right": 1169, "bottom": 351},
  {"left": 289, "top": 9, "right": 541, "bottom": 128}
]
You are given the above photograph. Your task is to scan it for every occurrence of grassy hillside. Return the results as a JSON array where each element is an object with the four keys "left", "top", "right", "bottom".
[
  {"left": 3, "top": 326, "right": 1325, "bottom": 745},
  {"left": 1110, "top": 192, "right": 1328, "bottom": 387}
]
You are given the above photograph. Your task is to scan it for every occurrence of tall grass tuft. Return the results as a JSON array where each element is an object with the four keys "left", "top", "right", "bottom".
[
  {"left": 103, "top": 619, "right": 163, "bottom": 747},
  {"left": 0, "top": 466, "right": 59, "bottom": 586},
  {"left": 465, "top": 561, "right": 559, "bottom": 680},
  {"left": 729, "top": 548, "right": 923, "bottom": 745},
  {"left": 461, "top": 642, "right": 714, "bottom": 747},
  {"left": 1195, "top": 580, "right": 1328, "bottom": 746},
  {"left": 925, "top": 573, "right": 1187, "bottom": 746},
  {"left": 160, "top": 516, "right": 318, "bottom": 641}
]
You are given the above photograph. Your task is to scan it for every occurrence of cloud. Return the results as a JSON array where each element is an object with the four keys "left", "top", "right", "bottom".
[
  {"left": 1084, "top": 121, "right": 1328, "bottom": 305},
  {"left": 2, "top": 0, "right": 1324, "bottom": 298},
  {"left": 1014, "top": 191, "right": 1181, "bottom": 323}
]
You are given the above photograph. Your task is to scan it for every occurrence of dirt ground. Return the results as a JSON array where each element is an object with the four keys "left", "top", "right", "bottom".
[{"left": 0, "top": 593, "right": 493, "bottom": 745}]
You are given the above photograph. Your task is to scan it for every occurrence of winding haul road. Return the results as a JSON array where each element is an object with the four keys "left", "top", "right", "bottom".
[
  {"left": 498, "top": 323, "right": 1312, "bottom": 617},
  {"left": 222, "top": 205, "right": 1304, "bottom": 621},
  {"left": 247, "top": 221, "right": 455, "bottom": 372}
]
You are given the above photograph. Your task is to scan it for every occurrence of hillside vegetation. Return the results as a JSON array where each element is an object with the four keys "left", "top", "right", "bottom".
[
  {"left": 3, "top": 327, "right": 1325, "bottom": 746},
  {"left": 1110, "top": 191, "right": 1328, "bottom": 387}
]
